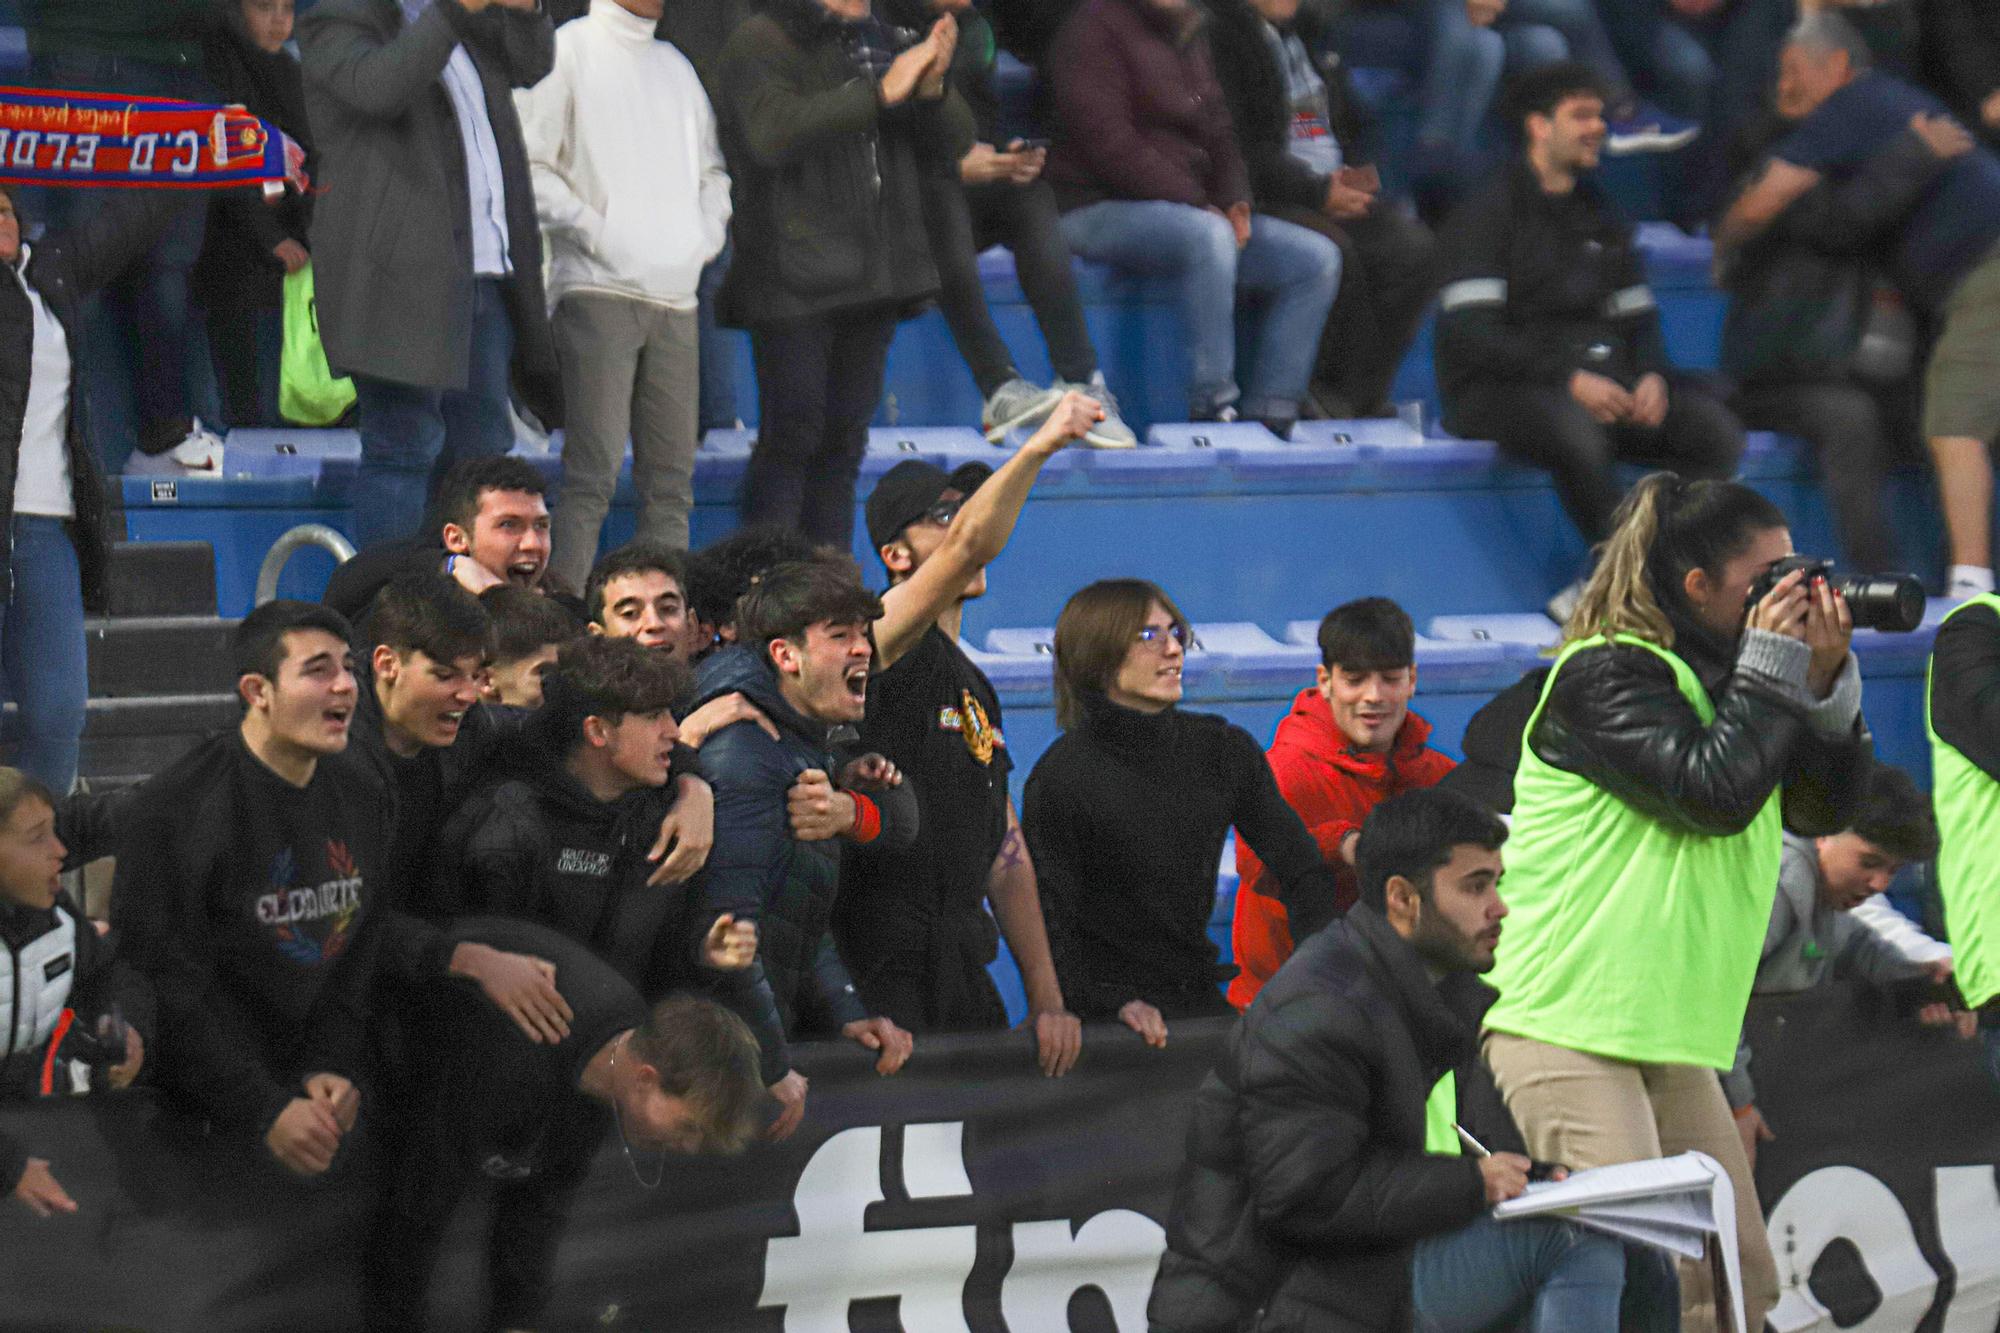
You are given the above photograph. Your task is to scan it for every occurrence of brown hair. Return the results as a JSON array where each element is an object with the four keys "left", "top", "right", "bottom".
[
  {"left": 1561, "top": 473, "right": 1787, "bottom": 650},
  {"left": 0, "top": 767, "right": 55, "bottom": 830},
  {"left": 628, "top": 994, "right": 766, "bottom": 1155},
  {"left": 736, "top": 555, "right": 883, "bottom": 663},
  {"left": 1052, "top": 578, "right": 1190, "bottom": 730}
]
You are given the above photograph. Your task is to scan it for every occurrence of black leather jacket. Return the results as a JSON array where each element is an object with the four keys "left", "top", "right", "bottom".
[{"left": 1528, "top": 606, "right": 1871, "bottom": 839}]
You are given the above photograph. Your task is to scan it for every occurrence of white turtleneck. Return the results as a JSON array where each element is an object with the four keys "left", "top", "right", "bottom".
[{"left": 515, "top": 0, "right": 731, "bottom": 309}]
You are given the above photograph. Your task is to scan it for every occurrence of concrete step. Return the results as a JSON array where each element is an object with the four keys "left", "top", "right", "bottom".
[
  {"left": 84, "top": 616, "right": 237, "bottom": 699},
  {"left": 4, "top": 694, "right": 236, "bottom": 786},
  {"left": 105, "top": 541, "right": 216, "bottom": 618}
]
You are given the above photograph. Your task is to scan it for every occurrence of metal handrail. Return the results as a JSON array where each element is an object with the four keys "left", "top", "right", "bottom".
[{"left": 254, "top": 524, "right": 356, "bottom": 607}]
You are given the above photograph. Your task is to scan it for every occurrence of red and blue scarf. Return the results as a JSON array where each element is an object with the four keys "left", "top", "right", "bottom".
[{"left": 0, "top": 86, "right": 305, "bottom": 191}]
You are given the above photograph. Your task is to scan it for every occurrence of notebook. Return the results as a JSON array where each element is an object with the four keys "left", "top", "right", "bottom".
[{"left": 1493, "top": 1151, "right": 1744, "bottom": 1333}]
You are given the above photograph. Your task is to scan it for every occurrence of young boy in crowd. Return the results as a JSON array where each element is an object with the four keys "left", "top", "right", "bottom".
[
  {"left": 586, "top": 542, "right": 701, "bottom": 667},
  {"left": 1, "top": 771, "right": 150, "bottom": 1218},
  {"left": 365, "top": 917, "right": 765, "bottom": 1331},
  {"left": 441, "top": 637, "right": 776, "bottom": 1056},
  {"left": 1725, "top": 763, "right": 1963, "bottom": 1170},
  {"left": 693, "top": 557, "right": 918, "bottom": 1136},
  {"left": 480, "top": 584, "right": 579, "bottom": 709},
  {"left": 112, "top": 602, "right": 384, "bottom": 1177},
  {"left": 1229, "top": 597, "right": 1457, "bottom": 1008}
]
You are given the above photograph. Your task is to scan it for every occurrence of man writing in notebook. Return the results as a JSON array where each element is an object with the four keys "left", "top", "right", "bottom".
[{"left": 1150, "top": 789, "right": 1676, "bottom": 1332}]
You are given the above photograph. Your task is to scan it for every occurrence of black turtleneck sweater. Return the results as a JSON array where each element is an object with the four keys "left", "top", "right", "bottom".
[{"left": 1022, "top": 692, "right": 1341, "bottom": 1019}]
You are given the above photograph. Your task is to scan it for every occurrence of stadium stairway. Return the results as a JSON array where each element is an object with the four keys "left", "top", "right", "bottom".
[{"left": 3, "top": 540, "right": 240, "bottom": 789}]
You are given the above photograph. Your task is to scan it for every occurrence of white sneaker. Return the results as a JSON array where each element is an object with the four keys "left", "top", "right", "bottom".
[
  {"left": 1947, "top": 565, "right": 1996, "bottom": 601},
  {"left": 1065, "top": 372, "right": 1138, "bottom": 448},
  {"left": 125, "top": 419, "right": 225, "bottom": 475},
  {"left": 169, "top": 419, "right": 226, "bottom": 470},
  {"left": 982, "top": 378, "right": 1065, "bottom": 443},
  {"left": 1545, "top": 577, "right": 1587, "bottom": 627}
]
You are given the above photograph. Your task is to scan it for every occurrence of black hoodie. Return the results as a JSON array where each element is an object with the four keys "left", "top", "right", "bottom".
[
  {"left": 438, "top": 743, "right": 788, "bottom": 1080},
  {"left": 690, "top": 646, "right": 916, "bottom": 1069}
]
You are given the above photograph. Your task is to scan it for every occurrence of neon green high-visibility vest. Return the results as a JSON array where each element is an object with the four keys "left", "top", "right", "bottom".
[
  {"left": 1926, "top": 593, "right": 2000, "bottom": 1009},
  {"left": 1484, "top": 635, "right": 1783, "bottom": 1069},
  {"left": 1424, "top": 1071, "right": 1459, "bottom": 1156}
]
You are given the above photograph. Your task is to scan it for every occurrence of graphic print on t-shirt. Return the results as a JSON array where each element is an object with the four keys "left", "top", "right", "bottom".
[
  {"left": 258, "top": 840, "right": 364, "bottom": 966},
  {"left": 938, "top": 690, "right": 1005, "bottom": 766}
]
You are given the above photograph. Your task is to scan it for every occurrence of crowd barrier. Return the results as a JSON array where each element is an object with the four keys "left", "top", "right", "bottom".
[{"left": 3, "top": 983, "right": 1995, "bottom": 1331}]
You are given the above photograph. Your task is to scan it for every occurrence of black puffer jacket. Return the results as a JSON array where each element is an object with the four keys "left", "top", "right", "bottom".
[
  {"left": 691, "top": 646, "right": 917, "bottom": 1068},
  {"left": 1149, "top": 905, "right": 1526, "bottom": 1333},
  {"left": 714, "top": 0, "right": 975, "bottom": 327},
  {"left": 0, "top": 195, "right": 189, "bottom": 611},
  {"left": 1530, "top": 603, "right": 1871, "bottom": 839},
  {"left": 438, "top": 744, "right": 789, "bottom": 1083}
]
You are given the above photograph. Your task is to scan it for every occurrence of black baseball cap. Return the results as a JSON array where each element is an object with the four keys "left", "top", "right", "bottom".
[{"left": 864, "top": 459, "right": 993, "bottom": 551}]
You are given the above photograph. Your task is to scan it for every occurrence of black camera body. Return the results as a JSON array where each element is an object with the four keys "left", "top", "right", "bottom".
[{"left": 1745, "top": 556, "right": 1926, "bottom": 633}]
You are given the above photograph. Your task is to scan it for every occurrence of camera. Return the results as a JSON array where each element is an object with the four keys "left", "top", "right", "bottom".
[{"left": 1745, "top": 556, "right": 1926, "bottom": 633}]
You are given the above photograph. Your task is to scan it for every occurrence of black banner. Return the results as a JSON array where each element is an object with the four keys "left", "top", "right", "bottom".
[{"left": 1, "top": 993, "right": 1996, "bottom": 1333}]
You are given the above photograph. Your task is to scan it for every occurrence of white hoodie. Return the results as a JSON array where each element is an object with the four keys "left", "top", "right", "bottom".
[{"left": 516, "top": 0, "right": 731, "bottom": 310}]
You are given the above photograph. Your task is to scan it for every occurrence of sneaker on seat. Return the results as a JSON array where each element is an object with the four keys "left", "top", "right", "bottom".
[
  {"left": 1066, "top": 372, "right": 1137, "bottom": 448},
  {"left": 1605, "top": 110, "right": 1699, "bottom": 155},
  {"left": 125, "top": 419, "right": 226, "bottom": 475},
  {"left": 982, "top": 377, "right": 1064, "bottom": 443}
]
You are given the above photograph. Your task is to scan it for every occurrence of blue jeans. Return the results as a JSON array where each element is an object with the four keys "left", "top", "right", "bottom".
[
  {"left": 697, "top": 242, "right": 738, "bottom": 433},
  {"left": 2, "top": 517, "right": 89, "bottom": 796},
  {"left": 1338, "top": 0, "right": 1505, "bottom": 149},
  {"left": 1412, "top": 1214, "right": 1679, "bottom": 1332},
  {"left": 1499, "top": 0, "right": 1637, "bottom": 103},
  {"left": 349, "top": 278, "right": 517, "bottom": 551},
  {"left": 1060, "top": 201, "right": 1341, "bottom": 420}
]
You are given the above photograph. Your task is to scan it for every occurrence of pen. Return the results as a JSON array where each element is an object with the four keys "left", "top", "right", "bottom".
[{"left": 1454, "top": 1123, "right": 1491, "bottom": 1158}]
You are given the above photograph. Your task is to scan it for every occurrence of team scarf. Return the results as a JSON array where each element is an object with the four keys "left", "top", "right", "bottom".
[{"left": 0, "top": 86, "right": 306, "bottom": 194}]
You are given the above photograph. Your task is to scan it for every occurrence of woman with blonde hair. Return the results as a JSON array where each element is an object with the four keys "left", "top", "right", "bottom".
[
  {"left": 1482, "top": 472, "right": 1869, "bottom": 1331},
  {"left": 1022, "top": 578, "right": 1342, "bottom": 1046}
]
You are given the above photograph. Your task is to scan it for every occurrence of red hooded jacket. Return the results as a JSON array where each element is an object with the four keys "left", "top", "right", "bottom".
[{"left": 1228, "top": 685, "right": 1457, "bottom": 1009}]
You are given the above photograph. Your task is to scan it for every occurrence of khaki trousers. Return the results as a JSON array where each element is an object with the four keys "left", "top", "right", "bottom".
[{"left": 1483, "top": 1030, "right": 1778, "bottom": 1333}]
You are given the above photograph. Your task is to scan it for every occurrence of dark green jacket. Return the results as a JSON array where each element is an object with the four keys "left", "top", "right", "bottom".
[{"left": 714, "top": 0, "right": 975, "bottom": 327}]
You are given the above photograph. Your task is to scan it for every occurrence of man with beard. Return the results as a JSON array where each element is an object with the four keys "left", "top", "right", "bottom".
[
  {"left": 1151, "top": 789, "right": 1676, "bottom": 1332},
  {"left": 835, "top": 391, "right": 1099, "bottom": 1074}
]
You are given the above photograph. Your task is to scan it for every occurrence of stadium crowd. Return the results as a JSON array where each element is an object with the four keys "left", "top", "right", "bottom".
[{"left": 4, "top": 0, "right": 2000, "bottom": 1329}]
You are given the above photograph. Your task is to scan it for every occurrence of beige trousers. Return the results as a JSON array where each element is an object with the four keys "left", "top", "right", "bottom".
[{"left": 1483, "top": 1030, "right": 1778, "bottom": 1333}]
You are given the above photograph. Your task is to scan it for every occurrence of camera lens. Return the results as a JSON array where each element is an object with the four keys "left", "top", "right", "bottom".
[{"left": 1836, "top": 574, "right": 1926, "bottom": 633}]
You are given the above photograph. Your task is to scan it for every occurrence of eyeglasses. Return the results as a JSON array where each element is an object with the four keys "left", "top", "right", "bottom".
[
  {"left": 1136, "top": 623, "right": 1188, "bottom": 652},
  {"left": 920, "top": 497, "right": 964, "bottom": 528}
]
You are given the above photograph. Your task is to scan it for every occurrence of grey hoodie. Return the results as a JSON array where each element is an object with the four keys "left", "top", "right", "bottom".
[{"left": 1723, "top": 832, "right": 1942, "bottom": 1108}]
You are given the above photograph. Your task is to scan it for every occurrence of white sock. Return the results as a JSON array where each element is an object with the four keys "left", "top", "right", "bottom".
[{"left": 1948, "top": 565, "right": 1995, "bottom": 598}]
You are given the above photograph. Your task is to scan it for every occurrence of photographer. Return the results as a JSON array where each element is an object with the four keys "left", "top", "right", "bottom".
[{"left": 1480, "top": 472, "right": 1870, "bottom": 1332}]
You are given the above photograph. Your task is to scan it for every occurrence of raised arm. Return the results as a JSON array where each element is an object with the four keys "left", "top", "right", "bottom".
[
  {"left": 299, "top": 0, "right": 463, "bottom": 122},
  {"left": 874, "top": 393, "right": 1101, "bottom": 669}
]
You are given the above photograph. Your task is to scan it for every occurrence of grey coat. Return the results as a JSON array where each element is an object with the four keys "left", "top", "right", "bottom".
[{"left": 297, "top": 0, "right": 562, "bottom": 425}]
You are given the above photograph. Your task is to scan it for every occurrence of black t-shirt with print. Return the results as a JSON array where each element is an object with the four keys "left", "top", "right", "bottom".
[
  {"left": 838, "top": 626, "right": 1013, "bottom": 961},
  {"left": 112, "top": 733, "right": 391, "bottom": 1132}
]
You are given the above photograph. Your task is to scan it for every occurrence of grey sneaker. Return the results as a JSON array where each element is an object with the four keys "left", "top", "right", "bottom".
[
  {"left": 982, "top": 377, "right": 1065, "bottom": 443},
  {"left": 1073, "top": 372, "right": 1137, "bottom": 448}
]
